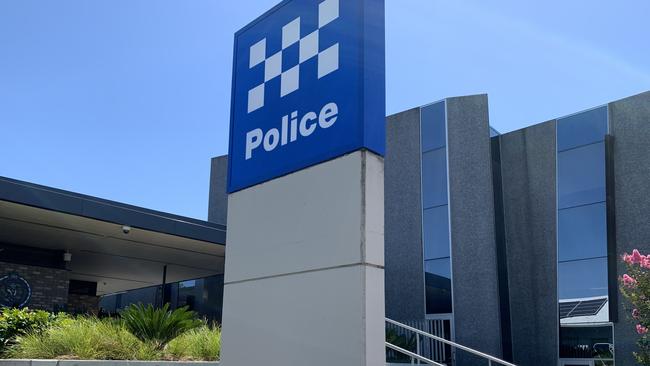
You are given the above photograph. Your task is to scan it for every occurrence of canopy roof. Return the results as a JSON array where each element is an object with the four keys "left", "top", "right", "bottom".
[{"left": 0, "top": 176, "right": 226, "bottom": 295}]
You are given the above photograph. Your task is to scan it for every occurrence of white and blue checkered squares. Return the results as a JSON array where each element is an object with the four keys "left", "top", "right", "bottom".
[
  {"left": 319, "top": 0, "right": 339, "bottom": 27},
  {"left": 246, "top": 0, "right": 340, "bottom": 114},
  {"left": 282, "top": 18, "right": 301, "bottom": 49}
]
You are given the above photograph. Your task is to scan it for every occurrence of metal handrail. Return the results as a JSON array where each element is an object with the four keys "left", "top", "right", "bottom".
[
  {"left": 385, "top": 342, "right": 445, "bottom": 366},
  {"left": 386, "top": 318, "right": 517, "bottom": 366}
]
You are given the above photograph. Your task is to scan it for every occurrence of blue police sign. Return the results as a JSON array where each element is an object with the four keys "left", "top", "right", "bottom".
[{"left": 227, "top": 0, "right": 385, "bottom": 193}]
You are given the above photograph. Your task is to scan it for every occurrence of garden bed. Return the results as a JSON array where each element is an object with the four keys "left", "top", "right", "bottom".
[
  {"left": 0, "top": 306, "right": 220, "bottom": 363},
  {"left": 0, "top": 360, "right": 218, "bottom": 366}
]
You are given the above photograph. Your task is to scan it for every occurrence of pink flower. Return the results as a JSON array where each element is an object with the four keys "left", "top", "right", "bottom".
[
  {"left": 643, "top": 258, "right": 650, "bottom": 269},
  {"left": 633, "top": 309, "right": 641, "bottom": 319},
  {"left": 623, "top": 253, "right": 633, "bottom": 264},
  {"left": 631, "top": 249, "right": 645, "bottom": 264},
  {"left": 637, "top": 324, "right": 648, "bottom": 335},
  {"left": 623, "top": 274, "right": 638, "bottom": 287}
]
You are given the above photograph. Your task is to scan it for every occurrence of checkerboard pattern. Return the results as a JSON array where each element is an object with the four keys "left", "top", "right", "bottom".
[{"left": 247, "top": 0, "right": 340, "bottom": 113}]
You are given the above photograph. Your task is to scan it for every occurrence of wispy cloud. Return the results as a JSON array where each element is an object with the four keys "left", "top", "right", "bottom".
[{"left": 459, "top": 1, "right": 650, "bottom": 84}]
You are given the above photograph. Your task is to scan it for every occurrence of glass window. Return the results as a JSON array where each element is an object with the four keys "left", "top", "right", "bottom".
[
  {"left": 421, "top": 101, "right": 451, "bottom": 316},
  {"left": 560, "top": 325, "right": 613, "bottom": 359},
  {"left": 557, "top": 106, "right": 608, "bottom": 151},
  {"left": 422, "top": 148, "right": 448, "bottom": 209},
  {"left": 99, "top": 296, "right": 117, "bottom": 314},
  {"left": 421, "top": 101, "right": 446, "bottom": 152},
  {"left": 98, "top": 275, "right": 224, "bottom": 322},
  {"left": 120, "top": 286, "right": 158, "bottom": 309},
  {"left": 179, "top": 280, "right": 196, "bottom": 288},
  {"left": 558, "top": 142, "right": 606, "bottom": 209},
  {"left": 202, "top": 275, "right": 225, "bottom": 321},
  {"left": 425, "top": 258, "right": 452, "bottom": 314},
  {"left": 558, "top": 257, "right": 608, "bottom": 300},
  {"left": 423, "top": 205, "right": 450, "bottom": 260},
  {"left": 177, "top": 278, "right": 204, "bottom": 311},
  {"left": 176, "top": 275, "right": 224, "bottom": 322},
  {"left": 558, "top": 203, "right": 607, "bottom": 262}
]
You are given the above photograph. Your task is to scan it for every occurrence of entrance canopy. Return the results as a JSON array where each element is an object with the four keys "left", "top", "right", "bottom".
[{"left": 0, "top": 176, "right": 226, "bottom": 295}]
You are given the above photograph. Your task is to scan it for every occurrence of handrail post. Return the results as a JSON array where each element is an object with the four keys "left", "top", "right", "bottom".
[
  {"left": 416, "top": 333, "right": 420, "bottom": 365},
  {"left": 411, "top": 336, "right": 414, "bottom": 366}
]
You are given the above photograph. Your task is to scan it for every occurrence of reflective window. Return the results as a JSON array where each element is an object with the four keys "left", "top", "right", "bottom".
[
  {"left": 425, "top": 258, "right": 452, "bottom": 314},
  {"left": 558, "top": 142, "right": 606, "bottom": 209},
  {"left": 421, "top": 101, "right": 446, "bottom": 151},
  {"left": 177, "top": 279, "right": 202, "bottom": 311},
  {"left": 422, "top": 148, "right": 448, "bottom": 209},
  {"left": 177, "top": 276, "right": 224, "bottom": 321},
  {"left": 560, "top": 325, "right": 614, "bottom": 360},
  {"left": 558, "top": 203, "right": 607, "bottom": 262},
  {"left": 423, "top": 205, "right": 450, "bottom": 260},
  {"left": 99, "top": 275, "right": 224, "bottom": 322},
  {"left": 120, "top": 287, "right": 159, "bottom": 309},
  {"left": 556, "top": 107, "right": 609, "bottom": 329},
  {"left": 420, "top": 102, "right": 451, "bottom": 315},
  {"left": 180, "top": 280, "right": 196, "bottom": 288},
  {"left": 557, "top": 106, "right": 608, "bottom": 151},
  {"left": 558, "top": 257, "right": 608, "bottom": 300}
]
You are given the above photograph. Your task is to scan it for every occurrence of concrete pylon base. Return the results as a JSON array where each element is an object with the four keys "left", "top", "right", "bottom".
[{"left": 220, "top": 150, "right": 385, "bottom": 366}]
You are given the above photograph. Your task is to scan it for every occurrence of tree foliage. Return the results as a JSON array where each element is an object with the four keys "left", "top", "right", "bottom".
[{"left": 621, "top": 249, "right": 650, "bottom": 365}]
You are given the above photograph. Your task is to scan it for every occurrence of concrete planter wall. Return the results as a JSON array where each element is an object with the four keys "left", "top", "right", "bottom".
[{"left": 0, "top": 360, "right": 219, "bottom": 366}]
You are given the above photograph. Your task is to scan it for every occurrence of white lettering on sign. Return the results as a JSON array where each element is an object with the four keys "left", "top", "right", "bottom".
[{"left": 245, "top": 102, "right": 338, "bottom": 160}]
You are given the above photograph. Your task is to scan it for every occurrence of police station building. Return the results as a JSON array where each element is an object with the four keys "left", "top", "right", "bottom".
[
  {"left": 1, "top": 91, "right": 649, "bottom": 365},
  {"left": 130, "top": 90, "right": 649, "bottom": 366},
  {"left": 207, "top": 91, "right": 650, "bottom": 366}
]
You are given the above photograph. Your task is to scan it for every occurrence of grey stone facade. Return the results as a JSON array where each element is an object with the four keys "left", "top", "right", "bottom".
[
  {"left": 499, "top": 121, "right": 559, "bottom": 366},
  {"left": 208, "top": 155, "right": 228, "bottom": 225},
  {"left": 384, "top": 107, "right": 425, "bottom": 321},
  {"left": 610, "top": 91, "right": 650, "bottom": 366},
  {"left": 0, "top": 262, "right": 69, "bottom": 311},
  {"left": 446, "top": 95, "right": 503, "bottom": 363}
]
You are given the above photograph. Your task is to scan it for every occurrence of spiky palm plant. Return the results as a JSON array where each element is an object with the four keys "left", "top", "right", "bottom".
[{"left": 120, "top": 304, "right": 201, "bottom": 349}]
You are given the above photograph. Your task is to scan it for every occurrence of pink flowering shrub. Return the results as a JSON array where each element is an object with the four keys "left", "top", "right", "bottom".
[{"left": 621, "top": 249, "right": 650, "bottom": 364}]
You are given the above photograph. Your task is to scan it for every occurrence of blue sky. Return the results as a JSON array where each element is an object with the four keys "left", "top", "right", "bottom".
[{"left": 1, "top": 0, "right": 649, "bottom": 220}]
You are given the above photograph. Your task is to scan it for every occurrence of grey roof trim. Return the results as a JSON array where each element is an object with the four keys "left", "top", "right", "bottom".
[{"left": 0, "top": 176, "right": 226, "bottom": 246}]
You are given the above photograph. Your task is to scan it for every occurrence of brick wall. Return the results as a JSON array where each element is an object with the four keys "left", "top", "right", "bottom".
[
  {"left": 67, "top": 293, "right": 100, "bottom": 315},
  {"left": 0, "top": 261, "right": 69, "bottom": 311}
]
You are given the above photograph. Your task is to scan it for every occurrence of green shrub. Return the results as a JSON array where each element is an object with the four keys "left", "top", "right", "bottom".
[
  {"left": 7, "top": 317, "right": 160, "bottom": 360},
  {"left": 0, "top": 308, "right": 65, "bottom": 354},
  {"left": 5, "top": 306, "right": 219, "bottom": 361},
  {"left": 120, "top": 304, "right": 201, "bottom": 349},
  {"left": 166, "top": 324, "right": 221, "bottom": 361}
]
